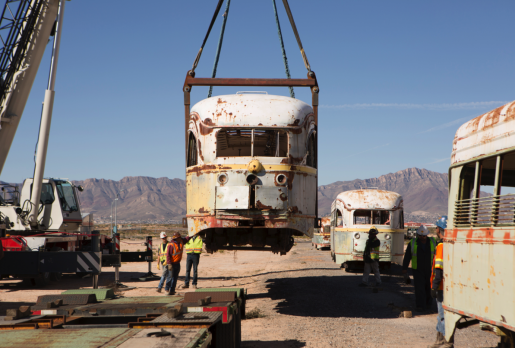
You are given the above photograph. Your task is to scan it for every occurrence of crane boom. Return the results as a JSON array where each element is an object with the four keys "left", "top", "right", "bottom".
[{"left": 0, "top": 0, "right": 59, "bottom": 176}]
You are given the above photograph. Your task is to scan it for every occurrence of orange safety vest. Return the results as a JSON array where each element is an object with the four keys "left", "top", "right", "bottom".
[
  {"left": 431, "top": 242, "right": 444, "bottom": 290},
  {"left": 168, "top": 240, "right": 184, "bottom": 264}
]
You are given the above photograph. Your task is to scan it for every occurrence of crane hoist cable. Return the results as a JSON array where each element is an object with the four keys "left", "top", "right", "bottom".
[
  {"left": 189, "top": 0, "right": 312, "bottom": 97},
  {"left": 272, "top": 0, "right": 294, "bottom": 98},
  {"left": 190, "top": 0, "right": 225, "bottom": 74},
  {"left": 207, "top": 0, "right": 231, "bottom": 98}
]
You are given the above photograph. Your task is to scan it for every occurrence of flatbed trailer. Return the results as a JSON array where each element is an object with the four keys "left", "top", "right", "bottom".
[{"left": 0, "top": 287, "right": 245, "bottom": 348}]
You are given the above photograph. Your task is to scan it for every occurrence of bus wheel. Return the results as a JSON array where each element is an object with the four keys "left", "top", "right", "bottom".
[{"left": 49, "top": 272, "right": 62, "bottom": 282}]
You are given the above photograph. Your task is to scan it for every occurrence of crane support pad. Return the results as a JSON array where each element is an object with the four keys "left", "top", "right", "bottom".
[{"left": 0, "top": 251, "right": 101, "bottom": 275}]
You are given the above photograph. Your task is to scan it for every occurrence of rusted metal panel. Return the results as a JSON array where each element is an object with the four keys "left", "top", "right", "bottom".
[
  {"left": 452, "top": 101, "right": 515, "bottom": 165},
  {"left": 215, "top": 186, "right": 249, "bottom": 209},
  {"left": 443, "top": 228, "right": 515, "bottom": 337},
  {"left": 255, "top": 186, "right": 287, "bottom": 210}
]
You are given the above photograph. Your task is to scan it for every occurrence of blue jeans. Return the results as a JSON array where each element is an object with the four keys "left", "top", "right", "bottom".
[
  {"left": 158, "top": 264, "right": 171, "bottom": 291},
  {"left": 436, "top": 291, "right": 445, "bottom": 335},
  {"left": 185, "top": 253, "right": 200, "bottom": 286},
  {"left": 167, "top": 263, "right": 181, "bottom": 293}
]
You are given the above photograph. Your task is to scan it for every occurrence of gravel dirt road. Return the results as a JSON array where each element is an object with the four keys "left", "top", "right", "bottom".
[{"left": 0, "top": 238, "right": 501, "bottom": 348}]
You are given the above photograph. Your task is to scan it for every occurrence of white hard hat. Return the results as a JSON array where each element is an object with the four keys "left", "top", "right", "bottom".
[
  {"left": 160, "top": 231, "right": 167, "bottom": 239},
  {"left": 417, "top": 225, "right": 429, "bottom": 236}
]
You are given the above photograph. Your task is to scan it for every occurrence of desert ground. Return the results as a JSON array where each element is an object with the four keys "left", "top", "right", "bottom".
[{"left": 0, "top": 237, "right": 501, "bottom": 348}]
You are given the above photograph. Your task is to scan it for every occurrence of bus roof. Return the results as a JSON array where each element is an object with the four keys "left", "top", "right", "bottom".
[
  {"left": 190, "top": 94, "right": 314, "bottom": 128},
  {"left": 452, "top": 101, "right": 515, "bottom": 165},
  {"left": 334, "top": 189, "right": 403, "bottom": 210}
]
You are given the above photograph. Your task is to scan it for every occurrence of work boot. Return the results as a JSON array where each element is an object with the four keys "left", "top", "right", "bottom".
[
  {"left": 427, "top": 332, "right": 444, "bottom": 348},
  {"left": 167, "top": 290, "right": 176, "bottom": 296},
  {"left": 192, "top": 284, "right": 197, "bottom": 289},
  {"left": 183, "top": 284, "right": 189, "bottom": 289},
  {"left": 156, "top": 288, "right": 162, "bottom": 293}
]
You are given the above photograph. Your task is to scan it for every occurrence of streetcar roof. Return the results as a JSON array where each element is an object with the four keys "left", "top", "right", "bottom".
[
  {"left": 190, "top": 94, "right": 314, "bottom": 128},
  {"left": 334, "top": 190, "right": 403, "bottom": 210},
  {"left": 452, "top": 100, "right": 515, "bottom": 165}
]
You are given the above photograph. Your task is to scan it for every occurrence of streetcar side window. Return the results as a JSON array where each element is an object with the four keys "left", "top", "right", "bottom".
[
  {"left": 458, "top": 163, "right": 476, "bottom": 200},
  {"left": 216, "top": 129, "right": 287, "bottom": 157},
  {"left": 187, "top": 132, "right": 198, "bottom": 167},
  {"left": 500, "top": 152, "right": 515, "bottom": 195},
  {"left": 479, "top": 157, "right": 496, "bottom": 196},
  {"left": 306, "top": 132, "right": 317, "bottom": 168},
  {"left": 337, "top": 209, "right": 343, "bottom": 226}
]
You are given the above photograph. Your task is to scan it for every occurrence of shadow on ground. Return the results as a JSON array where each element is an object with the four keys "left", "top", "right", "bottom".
[
  {"left": 242, "top": 340, "right": 306, "bottom": 348},
  {"left": 263, "top": 272, "right": 421, "bottom": 319}
]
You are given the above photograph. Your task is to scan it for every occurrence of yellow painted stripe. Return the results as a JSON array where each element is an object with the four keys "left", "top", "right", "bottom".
[
  {"left": 188, "top": 163, "right": 317, "bottom": 175},
  {"left": 334, "top": 228, "right": 404, "bottom": 233}
]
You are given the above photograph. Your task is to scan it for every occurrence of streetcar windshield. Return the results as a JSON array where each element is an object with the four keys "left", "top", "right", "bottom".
[
  {"left": 353, "top": 210, "right": 390, "bottom": 225},
  {"left": 217, "top": 129, "right": 287, "bottom": 157}
]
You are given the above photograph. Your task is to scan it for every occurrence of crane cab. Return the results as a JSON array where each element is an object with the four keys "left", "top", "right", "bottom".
[{"left": 0, "top": 178, "right": 83, "bottom": 235}]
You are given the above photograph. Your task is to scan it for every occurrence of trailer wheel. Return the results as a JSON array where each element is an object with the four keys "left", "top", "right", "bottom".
[
  {"left": 33, "top": 272, "right": 51, "bottom": 287},
  {"left": 49, "top": 272, "right": 62, "bottom": 282}
]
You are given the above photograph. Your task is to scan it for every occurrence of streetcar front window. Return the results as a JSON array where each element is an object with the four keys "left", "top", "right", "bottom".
[
  {"left": 216, "top": 129, "right": 287, "bottom": 157},
  {"left": 354, "top": 210, "right": 390, "bottom": 225}
]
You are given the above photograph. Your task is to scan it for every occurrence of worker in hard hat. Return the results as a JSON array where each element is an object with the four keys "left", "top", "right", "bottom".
[
  {"left": 156, "top": 232, "right": 171, "bottom": 293},
  {"left": 428, "top": 216, "right": 454, "bottom": 348},
  {"left": 183, "top": 234, "right": 203, "bottom": 289},
  {"left": 359, "top": 226, "right": 381, "bottom": 287},
  {"left": 402, "top": 224, "right": 436, "bottom": 311},
  {"left": 165, "top": 232, "right": 185, "bottom": 295}
]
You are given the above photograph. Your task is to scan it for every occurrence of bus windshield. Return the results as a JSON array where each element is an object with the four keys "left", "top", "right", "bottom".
[{"left": 55, "top": 182, "right": 78, "bottom": 212}]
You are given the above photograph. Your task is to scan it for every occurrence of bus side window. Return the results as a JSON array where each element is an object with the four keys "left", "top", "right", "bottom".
[
  {"left": 306, "top": 132, "right": 317, "bottom": 168},
  {"left": 187, "top": 133, "right": 198, "bottom": 167}
]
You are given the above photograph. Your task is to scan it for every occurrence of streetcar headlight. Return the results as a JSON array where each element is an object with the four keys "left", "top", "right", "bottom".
[
  {"left": 354, "top": 232, "right": 360, "bottom": 239},
  {"left": 276, "top": 174, "right": 287, "bottom": 185},
  {"left": 217, "top": 173, "right": 229, "bottom": 185},
  {"left": 385, "top": 234, "right": 391, "bottom": 240},
  {"left": 246, "top": 174, "right": 258, "bottom": 185}
]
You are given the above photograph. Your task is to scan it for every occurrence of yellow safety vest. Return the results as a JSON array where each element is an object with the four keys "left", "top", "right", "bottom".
[
  {"left": 370, "top": 245, "right": 380, "bottom": 260},
  {"left": 185, "top": 236, "right": 203, "bottom": 254},
  {"left": 410, "top": 237, "right": 435, "bottom": 270},
  {"left": 159, "top": 243, "right": 168, "bottom": 264}
]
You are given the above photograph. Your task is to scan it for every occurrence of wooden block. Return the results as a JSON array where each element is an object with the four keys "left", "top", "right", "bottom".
[
  {"left": 204, "top": 296, "right": 211, "bottom": 305},
  {"left": 403, "top": 311, "right": 412, "bottom": 318},
  {"left": 6, "top": 309, "right": 20, "bottom": 318},
  {"left": 18, "top": 306, "right": 31, "bottom": 318},
  {"left": 174, "top": 304, "right": 183, "bottom": 313}
]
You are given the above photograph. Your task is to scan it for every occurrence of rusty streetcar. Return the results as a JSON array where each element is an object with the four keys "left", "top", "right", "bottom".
[
  {"left": 444, "top": 101, "right": 515, "bottom": 344},
  {"left": 330, "top": 189, "right": 405, "bottom": 271},
  {"left": 184, "top": 92, "right": 319, "bottom": 254}
]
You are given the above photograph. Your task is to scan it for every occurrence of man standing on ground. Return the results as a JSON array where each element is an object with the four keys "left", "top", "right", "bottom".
[
  {"left": 166, "top": 232, "right": 184, "bottom": 295},
  {"left": 156, "top": 232, "right": 170, "bottom": 293},
  {"left": 184, "top": 234, "right": 203, "bottom": 289},
  {"left": 402, "top": 225, "right": 436, "bottom": 311},
  {"left": 359, "top": 226, "right": 381, "bottom": 287},
  {"left": 428, "top": 216, "right": 454, "bottom": 348}
]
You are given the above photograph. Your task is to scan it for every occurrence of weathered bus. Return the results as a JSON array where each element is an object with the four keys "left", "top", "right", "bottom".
[
  {"left": 444, "top": 101, "right": 515, "bottom": 344},
  {"left": 330, "top": 189, "right": 405, "bottom": 271},
  {"left": 185, "top": 93, "right": 318, "bottom": 254},
  {"left": 312, "top": 217, "right": 330, "bottom": 250}
]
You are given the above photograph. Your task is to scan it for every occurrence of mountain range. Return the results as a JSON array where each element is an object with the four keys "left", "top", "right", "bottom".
[{"left": 73, "top": 167, "right": 448, "bottom": 223}]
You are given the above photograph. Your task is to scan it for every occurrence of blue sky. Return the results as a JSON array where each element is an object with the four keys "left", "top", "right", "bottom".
[{"left": 2, "top": 0, "right": 514, "bottom": 185}]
